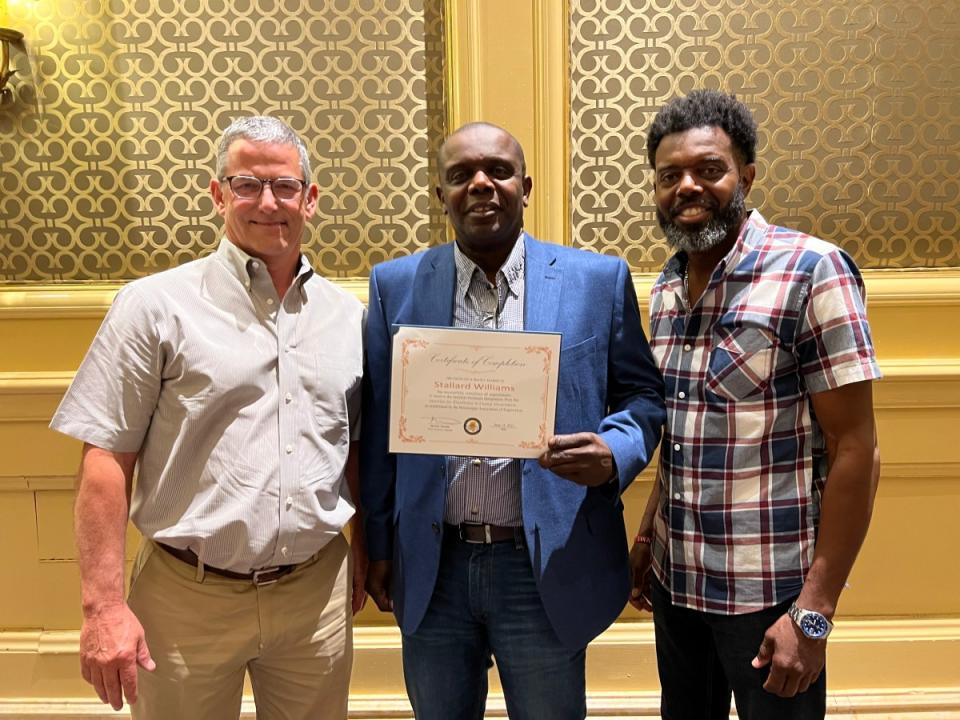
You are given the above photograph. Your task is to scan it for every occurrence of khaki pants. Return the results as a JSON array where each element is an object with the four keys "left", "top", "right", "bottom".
[{"left": 127, "top": 534, "right": 352, "bottom": 720}]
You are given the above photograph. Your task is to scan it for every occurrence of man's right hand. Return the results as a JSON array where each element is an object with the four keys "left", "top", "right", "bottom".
[
  {"left": 365, "top": 559, "right": 394, "bottom": 612},
  {"left": 80, "top": 603, "right": 155, "bottom": 711},
  {"left": 628, "top": 539, "right": 654, "bottom": 611}
]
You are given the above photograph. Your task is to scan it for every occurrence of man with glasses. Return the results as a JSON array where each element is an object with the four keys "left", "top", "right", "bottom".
[{"left": 50, "top": 116, "right": 366, "bottom": 719}]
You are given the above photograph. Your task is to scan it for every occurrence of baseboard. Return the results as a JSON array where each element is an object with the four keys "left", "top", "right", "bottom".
[{"left": 0, "top": 688, "right": 957, "bottom": 719}]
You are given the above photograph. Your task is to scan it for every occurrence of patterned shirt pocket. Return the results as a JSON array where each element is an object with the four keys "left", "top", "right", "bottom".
[{"left": 706, "top": 327, "right": 777, "bottom": 400}]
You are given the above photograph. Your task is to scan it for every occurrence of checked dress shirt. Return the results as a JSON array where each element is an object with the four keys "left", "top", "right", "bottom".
[{"left": 649, "top": 211, "right": 882, "bottom": 614}]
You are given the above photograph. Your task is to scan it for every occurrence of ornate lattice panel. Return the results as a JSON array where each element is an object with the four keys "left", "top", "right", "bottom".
[
  {"left": 0, "top": 0, "right": 446, "bottom": 282},
  {"left": 570, "top": 0, "right": 960, "bottom": 271}
]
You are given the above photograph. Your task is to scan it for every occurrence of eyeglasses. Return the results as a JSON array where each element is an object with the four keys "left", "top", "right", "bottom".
[{"left": 222, "top": 175, "right": 306, "bottom": 201}]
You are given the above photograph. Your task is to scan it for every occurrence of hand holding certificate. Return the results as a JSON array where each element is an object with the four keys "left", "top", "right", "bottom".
[{"left": 389, "top": 326, "right": 561, "bottom": 458}]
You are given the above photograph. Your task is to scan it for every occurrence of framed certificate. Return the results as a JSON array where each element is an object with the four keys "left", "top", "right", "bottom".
[{"left": 389, "top": 325, "right": 561, "bottom": 458}]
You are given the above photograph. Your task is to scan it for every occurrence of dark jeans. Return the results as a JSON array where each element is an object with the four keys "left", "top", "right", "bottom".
[
  {"left": 401, "top": 532, "right": 586, "bottom": 720},
  {"left": 651, "top": 578, "right": 826, "bottom": 720}
]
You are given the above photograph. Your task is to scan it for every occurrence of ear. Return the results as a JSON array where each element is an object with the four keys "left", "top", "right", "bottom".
[
  {"left": 436, "top": 185, "right": 447, "bottom": 214},
  {"left": 740, "top": 163, "right": 756, "bottom": 196},
  {"left": 302, "top": 183, "right": 319, "bottom": 219},
  {"left": 210, "top": 178, "right": 227, "bottom": 217},
  {"left": 522, "top": 175, "right": 533, "bottom": 207}
]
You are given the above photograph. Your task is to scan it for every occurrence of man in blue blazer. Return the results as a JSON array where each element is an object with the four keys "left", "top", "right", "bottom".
[{"left": 361, "top": 122, "right": 665, "bottom": 719}]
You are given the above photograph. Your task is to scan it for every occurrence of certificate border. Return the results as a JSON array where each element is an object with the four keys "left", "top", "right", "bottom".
[{"left": 390, "top": 326, "right": 560, "bottom": 457}]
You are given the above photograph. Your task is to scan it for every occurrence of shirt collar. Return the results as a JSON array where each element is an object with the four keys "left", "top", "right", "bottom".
[
  {"left": 453, "top": 232, "right": 525, "bottom": 296},
  {"left": 215, "top": 237, "right": 314, "bottom": 299}
]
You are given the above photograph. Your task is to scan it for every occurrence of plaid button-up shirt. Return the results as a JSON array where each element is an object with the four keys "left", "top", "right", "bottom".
[{"left": 649, "top": 211, "right": 881, "bottom": 614}]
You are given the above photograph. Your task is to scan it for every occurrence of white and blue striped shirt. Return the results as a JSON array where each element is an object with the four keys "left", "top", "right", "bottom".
[{"left": 444, "top": 234, "right": 526, "bottom": 527}]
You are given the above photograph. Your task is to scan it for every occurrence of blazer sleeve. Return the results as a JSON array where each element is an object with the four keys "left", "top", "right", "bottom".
[
  {"left": 360, "top": 267, "right": 397, "bottom": 562},
  {"left": 597, "top": 259, "right": 666, "bottom": 495}
]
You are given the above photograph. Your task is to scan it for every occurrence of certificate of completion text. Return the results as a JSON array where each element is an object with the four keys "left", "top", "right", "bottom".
[{"left": 389, "top": 326, "right": 561, "bottom": 458}]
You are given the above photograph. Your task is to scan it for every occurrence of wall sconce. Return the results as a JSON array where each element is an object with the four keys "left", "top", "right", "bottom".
[{"left": 0, "top": 26, "right": 22, "bottom": 95}]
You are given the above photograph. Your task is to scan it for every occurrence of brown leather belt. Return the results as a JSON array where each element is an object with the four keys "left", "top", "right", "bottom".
[
  {"left": 157, "top": 542, "right": 298, "bottom": 586},
  {"left": 447, "top": 523, "right": 523, "bottom": 545}
]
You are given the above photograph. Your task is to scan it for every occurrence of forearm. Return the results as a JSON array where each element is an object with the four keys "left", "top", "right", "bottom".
[
  {"left": 74, "top": 445, "right": 137, "bottom": 616},
  {"left": 345, "top": 443, "right": 365, "bottom": 540},
  {"left": 604, "top": 263, "right": 667, "bottom": 487},
  {"left": 635, "top": 468, "right": 662, "bottom": 537},
  {"left": 798, "top": 434, "right": 877, "bottom": 618}
]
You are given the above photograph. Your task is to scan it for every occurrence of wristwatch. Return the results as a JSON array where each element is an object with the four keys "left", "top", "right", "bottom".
[{"left": 788, "top": 602, "right": 834, "bottom": 640}]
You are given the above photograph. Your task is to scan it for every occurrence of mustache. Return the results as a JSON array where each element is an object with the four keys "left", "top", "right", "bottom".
[{"left": 670, "top": 199, "right": 718, "bottom": 216}]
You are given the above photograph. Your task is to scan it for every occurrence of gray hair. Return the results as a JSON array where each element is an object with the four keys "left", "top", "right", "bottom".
[{"left": 215, "top": 116, "right": 312, "bottom": 184}]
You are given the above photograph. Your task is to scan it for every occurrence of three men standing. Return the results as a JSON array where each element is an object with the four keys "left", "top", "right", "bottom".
[
  {"left": 361, "top": 122, "right": 666, "bottom": 719},
  {"left": 51, "top": 116, "right": 366, "bottom": 719},
  {"left": 631, "top": 90, "right": 881, "bottom": 719},
  {"left": 52, "top": 95, "right": 880, "bottom": 719}
]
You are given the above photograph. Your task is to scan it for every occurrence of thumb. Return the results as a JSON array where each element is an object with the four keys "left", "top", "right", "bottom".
[
  {"left": 752, "top": 636, "right": 773, "bottom": 669},
  {"left": 137, "top": 637, "right": 156, "bottom": 672}
]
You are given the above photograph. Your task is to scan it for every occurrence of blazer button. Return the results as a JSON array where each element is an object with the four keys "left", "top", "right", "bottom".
[{"left": 431, "top": 522, "right": 440, "bottom": 534}]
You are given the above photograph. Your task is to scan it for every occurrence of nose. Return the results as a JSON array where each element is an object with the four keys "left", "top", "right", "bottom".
[
  {"left": 676, "top": 170, "right": 702, "bottom": 195},
  {"left": 468, "top": 169, "right": 494, "bottom": 193},
  {"left": 258, "top": 182, "right": 280, "bottom": 209}
]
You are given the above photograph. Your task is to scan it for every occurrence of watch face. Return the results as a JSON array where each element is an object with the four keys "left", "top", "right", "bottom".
[{"left": 799, "top": 612, "right": 830, "bottom": 639}]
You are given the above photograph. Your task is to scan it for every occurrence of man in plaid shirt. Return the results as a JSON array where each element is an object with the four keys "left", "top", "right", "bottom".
[{"left": 629, "top": 90, "right": 881, "bottom": 720}]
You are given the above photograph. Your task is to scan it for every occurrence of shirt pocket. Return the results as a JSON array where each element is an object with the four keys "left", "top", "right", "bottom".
[{"left": 706, "top": 327, "right": 777, "bottom": 401}]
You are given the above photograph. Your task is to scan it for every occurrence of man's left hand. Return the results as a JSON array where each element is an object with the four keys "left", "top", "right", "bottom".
[
  {"left": 538, "top": 433, "right": 616, "bottom": 487},
  {"left": 751, "top": 613, "right": 826, "bottom": 697}
]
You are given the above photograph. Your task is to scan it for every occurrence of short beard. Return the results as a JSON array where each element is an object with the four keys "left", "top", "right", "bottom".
[{"left": 657, "top": 186, "right": 747, "bottom": 254}]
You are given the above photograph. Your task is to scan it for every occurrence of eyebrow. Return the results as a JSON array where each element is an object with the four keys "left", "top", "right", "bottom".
[
  {"left": 445, "top": 158, "right": 516, "bottom": 173},
  {"left": 657, "top": 155, "right": 728, "bottom": 171}
]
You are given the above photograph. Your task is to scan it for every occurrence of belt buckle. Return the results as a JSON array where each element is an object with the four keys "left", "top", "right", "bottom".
[
  {"left": 458, "top": 522, "right": 491, "bottom": 544},
  {"left": 251, "top": 568, "right": 280, "bottom": 586}
]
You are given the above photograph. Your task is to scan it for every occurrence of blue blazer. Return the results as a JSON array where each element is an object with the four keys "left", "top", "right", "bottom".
[{"left": 360, "top": 235, "right": 665, "bottom": 649}]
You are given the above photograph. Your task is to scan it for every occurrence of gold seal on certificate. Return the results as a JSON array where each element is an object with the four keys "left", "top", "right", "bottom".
[{"left": 389, "top": 325, "right": 561, "bottom": 458}]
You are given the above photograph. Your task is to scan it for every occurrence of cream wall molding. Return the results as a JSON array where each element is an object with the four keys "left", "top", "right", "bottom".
[
  {"left": 877, "top": 461, "right": 960, "bottom": 481},
  {"left": 3, "top": 462, "right": 956, "bottom": 493},
  {"left": 5, "top": 618, "right": 958, "bottom": 658},
  {"left": 530, "top": 0, "right": 569, "bottom": 247},
  {"left": 0, "top": 268, "right": 955, "bottom": 319},
  {"left": 444, "top": 1, "right": 483, "bottom": 127},
  {"left": 0, "top": 279, "right": 371, "bottom": 318},
  {"left": 876, "top": 361, "right": 960, "bottom": 410},
  {"left": 0, "top": 372, "right": 73, "bottom": 396},
  {"left": 4, "top": 358, "right": 959, "bottom": 401},
  {"left": 0, "top": 476, "right": 74, "bottom": 492},
  {"left": 0, "top": 622, "right": 957, "bottom": 717},
  {"left": 857, "top": 269, "right": 960, "bottom": 307},
  {"left": 630, "top": 268, "right": 960, "bottom": 308},
  {"left": 0, "top": 285, "right": 122, "bottom": 319},
  {"left": 444, "top": 0, "right": 569, "bottom": 245}
]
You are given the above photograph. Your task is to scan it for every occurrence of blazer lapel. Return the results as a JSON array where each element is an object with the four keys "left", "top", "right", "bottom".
[
  {"left": 411, "top": 244, "right": 456, "bottom": 328},
  {"left": 523, "top": 234, "right": 562, "bottom": 332}
]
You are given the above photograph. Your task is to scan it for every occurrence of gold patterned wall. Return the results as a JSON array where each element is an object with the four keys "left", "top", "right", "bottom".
[
  {"left": 0, "top": 0, "right": 446, "bottom": 283},
  {"left": 570, "top": 0, "right": 960, "bottom": 271}
]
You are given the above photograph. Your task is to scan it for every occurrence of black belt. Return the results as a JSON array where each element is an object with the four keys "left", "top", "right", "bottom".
[
  {"left": 446, "top": 523, "right": 524, "bottom": 545},
  {"left": 157, "top": 542, "right": 298, "bottom": 586}
]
